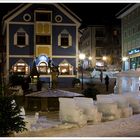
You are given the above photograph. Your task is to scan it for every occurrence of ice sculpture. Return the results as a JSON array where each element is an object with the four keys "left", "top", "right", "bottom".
[
  {"left": 74, "top": 97, "right": 102, "bottom": 123},
  {"left": 59, "top": 98, "right": 87, "bottom": 126}
]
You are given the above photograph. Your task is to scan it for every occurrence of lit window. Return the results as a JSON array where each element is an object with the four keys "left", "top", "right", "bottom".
[
  {"left": 59, "top": 60, "right": 73, "bottom": 75},
  {"left": 37, "top": 62, "right": 50, "bottom": 74},
  {"left": 58, "top": 29, "right": 72, "bottom": 48},
  {"left": 14, "top": 28, "right": 29, "bottom": 47},
  {"left": 12, "top": 60, "right": 29, "bottom": 75}
]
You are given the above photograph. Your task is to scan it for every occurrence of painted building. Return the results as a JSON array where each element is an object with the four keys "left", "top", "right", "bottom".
[
  {"left": 117, "top": 4, "right": 140, "bottom": 71},
  {"left": 79, "top": 25, "right": 121, "bottom": 70},
  {"left": 2, "top": 3, "right": 81, "bottom": 87}
]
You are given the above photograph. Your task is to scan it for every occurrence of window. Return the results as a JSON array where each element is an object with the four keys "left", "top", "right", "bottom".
[
  {"left": 12, "top": 60, "right": 29, "bottom": 75},
  {"left": 95, "top": 28, "right": 105, "bottom": 37},
  {"left": 61, "top": 34, "right": 69, "bottom": 46},
  {"left": 55, "top": 15, "right": 62, "bottom": 23},
  {"left": 17, "top": 32, "right": 25, "bottom": 45},
  {"left": 23, "top": 13, "right": 31, "bottom": 22},
  {"left": 58, "top": 29, "right": 72, "bottom": 48},
  {"left": 37, "top": 62, "right": 50, "bottom": 74},
  {"left": 14, "top": 28, "right": 29, "bottom": 47},
  {"left": 36, "top": 12, "right": 51, "bottom": 21},
  {"left": 59, "top": 60, "right": 73, "bottom": 75},
  {"left": 36, "top": 35, "right": 51, "bottom": 45},
  {"left": 96, "top": 39, "right": 103, "bottom": 47}
]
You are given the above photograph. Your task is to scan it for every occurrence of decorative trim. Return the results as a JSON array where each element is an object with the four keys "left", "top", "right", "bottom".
[
  {"left": 9, "top": 55, "right": 34, "bottom": 58},
  {"left": 39, "top": 75, "right": 51, "bottom": 78},
  {"left": 9, "top": 22, "right": 34, "bottom": 25},
  {"left": 23, "top": 13, "right": 31, "bottom": 22},
  {"left": 55, "top": 15, "right": 62, "bottom": 23},
  {"left": 76, "top": 26, "right": 79, "bottom": 78},
  {"left": 58, "top": 75, "right": 76, "bottom": 78},
  {"left": 52, "top": 23, "right": 76, "bottom": 26},
  {"left": 52, "top": 56, "right": 76, "bottom": 58}
]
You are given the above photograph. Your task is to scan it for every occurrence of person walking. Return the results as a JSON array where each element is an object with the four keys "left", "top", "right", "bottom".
[{"left": 105, "top": 75, "right": 109, "bottom": 91}]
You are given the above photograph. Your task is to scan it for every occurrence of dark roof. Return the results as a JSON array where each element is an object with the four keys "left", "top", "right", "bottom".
[{"left": 115, "top": 3, "right": 136, "bottom": 18}]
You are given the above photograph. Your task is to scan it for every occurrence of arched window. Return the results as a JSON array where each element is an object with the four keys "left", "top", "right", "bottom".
[
  {"left": 14, "top": 28, "right": 29, "bottom": 48},
  {"left": 59, "top": 60, "right": 73, "bottom": 75},
  {"left": 58, "top": 29, "right": 72, "bottom": 48},
  {"left": 12, "top": 60, "right": 29, "bottom": 75},
  {"left": 37, "top": 62, "right": 50, "bottom": 74}
]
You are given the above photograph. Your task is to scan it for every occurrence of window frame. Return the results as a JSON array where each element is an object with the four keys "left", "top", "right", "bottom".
[
  {"left": 59, "top": 60, "right": 73, "bottom": 75},
  {"left": 14, "top": 28, "right": 29, "bottom": 48},
  {"left": 12, "top": 60, "right": 29, "bottom": 75},
  {"left": 58, "top": 29, "right": 72, "bottom": 48}
]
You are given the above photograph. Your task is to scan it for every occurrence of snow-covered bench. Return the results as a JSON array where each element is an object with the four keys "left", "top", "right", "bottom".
[
  {"left": 59, "top": 98, "right": 87, "bottom": 127},
  {"left": 74, "top": 97, "right": 102, "bottom": 124}
]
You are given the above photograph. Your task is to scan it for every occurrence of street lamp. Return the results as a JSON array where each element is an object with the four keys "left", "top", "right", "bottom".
[
  {"left": 79, "top": 53, "right": 85, "bottom": 90},
  {"left": 88, "top": 56, "right": 92, "bottom": 68}
]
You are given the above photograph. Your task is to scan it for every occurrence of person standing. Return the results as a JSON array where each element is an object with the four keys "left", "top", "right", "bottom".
[
  {"left": 105, "top": 75, "right": 109, "bottom": 91},
  {"left": 100, "top": 70, "right": 103, "bottom": 83}
]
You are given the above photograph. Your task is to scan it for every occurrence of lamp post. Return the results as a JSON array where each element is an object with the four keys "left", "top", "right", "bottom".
[
  {"left": 122, "top": 56, "right": 128, "bottom": 71},
  {"left": 88, "top": 56, "right": 92, "bottom": 68},
  {"left": 79, "top": 53, "right": 85, "bottom": 90}
]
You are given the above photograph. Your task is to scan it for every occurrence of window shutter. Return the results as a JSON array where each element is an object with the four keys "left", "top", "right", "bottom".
[
  {"left": 14, "top": 33, "right": 17, "bottom": 45},
  {"left": 58, "top": 34, "right": 61, "bottom": 46},
  {"left": 26, "top": 33, "right": 29, "bottom": 45},
  {"left": 68, "top": 34, "right": 72, "bottom": 46}
]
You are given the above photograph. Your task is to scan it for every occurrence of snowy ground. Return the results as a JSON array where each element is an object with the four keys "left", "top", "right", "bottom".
[
  {"left": 91, "top": 69, "right": 119, "bottom": 78},
  {"left": 15, "top": 113, "right": 140, "bottom": 137}
]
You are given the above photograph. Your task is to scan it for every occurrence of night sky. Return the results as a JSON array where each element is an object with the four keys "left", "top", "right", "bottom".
[{"left": 0, "top": 3, "right": 130, "bottom": 27}]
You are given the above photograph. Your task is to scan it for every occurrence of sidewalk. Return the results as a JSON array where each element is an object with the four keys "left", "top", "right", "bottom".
[{"left": 15, "top": 113, "right": 140, "bottom": 137}]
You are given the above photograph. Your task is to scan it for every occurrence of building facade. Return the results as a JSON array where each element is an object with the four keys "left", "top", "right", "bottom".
[
  {"left": 2, "top": 3, "right": 81, "bottom": 87},
  {"left": 79, "top": 25, "right": 121, "bottom": 70},
  {"left": 117, "top": 3, "right": 140, "bottom": 71}
]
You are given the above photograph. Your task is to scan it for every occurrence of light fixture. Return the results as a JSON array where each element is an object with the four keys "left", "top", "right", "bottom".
[
  {"left": 122, "top": 57, "right": 128, "bottom": 61},
  {"left": 102, "top": 56, "right": 107, "bottom": 61},
  {"left": 88, "top": 56, "right": 92, "bottom": 60},
  {"left": 79, "top": 53, "right": 85, "bottom": 60}
]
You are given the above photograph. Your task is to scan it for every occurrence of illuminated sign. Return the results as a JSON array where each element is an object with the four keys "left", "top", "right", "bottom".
[{"left": 128, "top": 48, "right": 140, "bottom": 55}]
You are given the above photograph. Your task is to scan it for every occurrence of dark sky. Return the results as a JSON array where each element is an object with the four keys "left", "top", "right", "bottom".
[
  {"left": 0, "top": 3, "right": 130, "bottom": 27},
  {"left": 65, "top": 3, "right": 130, "bottom": 27}
]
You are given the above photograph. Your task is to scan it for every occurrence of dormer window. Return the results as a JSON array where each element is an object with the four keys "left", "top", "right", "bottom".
[
  {"left": 59, "top": 60, "right": 73, "bottom": 75},
  {"left": 58, "top": 29, "right": 72, "bottom": 48},
  {"left": 11, "top": 59, "right": 29, "bottom": 75},
  {"left": 14, "top": 28, "right": 29, "bottom": 48}
]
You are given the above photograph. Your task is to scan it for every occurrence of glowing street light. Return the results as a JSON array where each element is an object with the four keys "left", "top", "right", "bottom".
[
  {"left": 79, "top": 53, "right": 85, "bottom": 90},
  {"left": 122, "top": 56, "right": 128, "bottom": 61},
  {"left": 102, "top": 56, "right": 107, "bottom": 61},
  {"left": 88, "top": 56, "right": 92, "bottom": 60}
]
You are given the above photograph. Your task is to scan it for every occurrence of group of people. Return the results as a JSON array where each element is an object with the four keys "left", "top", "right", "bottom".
[{"left": 100, "top": 70, "right": 109, "bottom": 91}]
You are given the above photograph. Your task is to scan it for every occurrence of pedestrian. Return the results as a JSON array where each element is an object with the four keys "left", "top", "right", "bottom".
[
  {"left": 100, "top": 70, "right": 103, "bottom": 83},
  {"left": 105, "top": 75, "right": 109, "bottom": 91}
]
